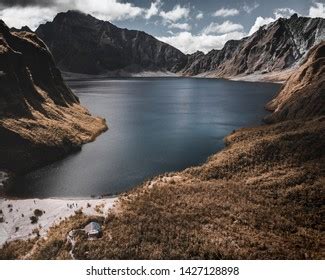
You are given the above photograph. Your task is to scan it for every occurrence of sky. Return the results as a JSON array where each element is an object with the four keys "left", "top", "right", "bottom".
[{"left": 0, "top": 0, "right": 324, "bottom": 54}]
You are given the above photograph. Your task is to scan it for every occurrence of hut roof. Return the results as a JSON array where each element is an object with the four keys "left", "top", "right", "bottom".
[{"left": 84, "top": 222, "right": 101, "bottom": 233}]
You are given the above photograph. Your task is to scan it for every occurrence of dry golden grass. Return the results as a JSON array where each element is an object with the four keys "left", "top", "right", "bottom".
[
  {"left": 1, "top": 117, "right": 323, "bottom": 260},
  {"left": 0, "top": 238, "right": 36, "bottom": 260}
]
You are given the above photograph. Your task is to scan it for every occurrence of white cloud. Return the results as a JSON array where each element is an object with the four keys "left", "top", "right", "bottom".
[
  {"left": 248, "top": 16, "right": 275, "bottom": 35},
  {"left": 213, "top": 8, "right": 239, "bottom": 17},
  {"left": 74, "top": 0, "right": 164, "bottom": 21},
  {"left": 169, "top": 22, "right": 191, "bottom": 31},
  {"left": 248, "top": 7, "right": 298, "bottom": 35},
  {"left": 243, "top": 2, "right": 260, "bottom": 14},
  {"left": 159, "top": 0, "right": 323, "bottom": 55},
  {"left": 159, "top": 4, "right": 190, "bottom": 22},
  {"left": 202, "top": 21, "right": 244, "bottom": 35},
  {"left": 309, "top": 2, "right": 325, "bottom": 18},
  {"left": 0, "top": 6, "right": 57, "bottom": 30},
  {"left": 157, "top": 31, "right": 245, "bottom": 54},
  {"left": 196, "top": 11, "right": 204, "bottom": 19},
  {"left": 274, "top": 8, "right": 296, "bottom": 18},
  {"left": 144, "top": 0, "right": 162, "bottom": 20},
  {"left": 74, "top": 0, "right": 144, "bottom": 21},
  {"left": 0, "top": 0, "right": 166, "bottom": 29}
]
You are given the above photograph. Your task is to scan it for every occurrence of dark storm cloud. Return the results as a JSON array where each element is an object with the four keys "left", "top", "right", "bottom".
[{"left": 0, "top": 0, "right": 56, "bottom": 7}]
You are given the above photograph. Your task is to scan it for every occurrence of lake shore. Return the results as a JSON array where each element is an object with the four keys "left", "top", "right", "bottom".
[
  {"left": 0, "top": 171, "right": 9, "bottom": 187},
  {"left": 62, "top": 70, "right": 288, "bottom": 83},
  {"left": 192, "top": 69, "right": 294, "bottom": 84},
  {"left": 62, "top": 70, "right": 180, "bottom": 80},
  {"left": 0, "top": 76, "right": 279, "bottom": 246},
  {"left": 2, "top": 115, "right": 323, "bottom": 259},
  {"left": 0, "top": 171, "right": 10, "bottom": 195},
  {"left": 0, "top": 197, "right": 117, "bottom": 246}
]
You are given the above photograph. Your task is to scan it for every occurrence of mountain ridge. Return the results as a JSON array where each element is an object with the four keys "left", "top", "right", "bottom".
[
  {"left": 35, "top": 10, "right": 187, "bottom": 75},
  {"left": 32, "top": 11, "right": 325, "bottom": 80},
  {"left": 179, "top": 14, "right": 325, "bottom": 79}
]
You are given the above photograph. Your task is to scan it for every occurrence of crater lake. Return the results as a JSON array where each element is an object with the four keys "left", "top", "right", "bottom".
[{"left": 8, "top": 78, "right": 280, "bottom": 198}]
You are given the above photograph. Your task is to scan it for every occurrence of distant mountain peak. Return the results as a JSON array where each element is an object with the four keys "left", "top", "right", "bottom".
[
  {"left": 35, "top": 11, "right": 324, "bottom": 78},
  {"left": 36, "top": 11, "right": 186, "bottom": 75},
  {"left": 290, "top": 13, "right": 299, "bottom": 19},
  {"left": 180, "top": 15, "right": 325, "bottom": 78}
]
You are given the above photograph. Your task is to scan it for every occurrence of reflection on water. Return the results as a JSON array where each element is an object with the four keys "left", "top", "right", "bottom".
[{"left": 9, "top": 78, "right": 280, "bottom": 198}]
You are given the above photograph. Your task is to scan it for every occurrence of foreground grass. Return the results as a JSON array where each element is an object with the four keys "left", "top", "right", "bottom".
[{"left": 1, "top": 117, "right": 324, "bottom": 259}]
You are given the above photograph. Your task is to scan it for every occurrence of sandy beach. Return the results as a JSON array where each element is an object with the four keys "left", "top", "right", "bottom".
[
  {"left": 62, "top": 70, "right": 180, "bottom": 80},
  {"left": 193, "top": 69, "right": 294, "bottom": 84},
  {"left": 0, "top": 197, "right": 117, "bottom": 246}
]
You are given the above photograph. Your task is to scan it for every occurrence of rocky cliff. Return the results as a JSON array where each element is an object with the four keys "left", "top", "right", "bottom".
[
  {"left": 0, "top": 20, "right": 107, "bottom": 172},
  {"left": 180, "top": 14, "right": 325, "bottom": 78},
  {"left": 265, "top": 41, "right": 325, "bottom": 123},
  {"left": 35, "top": 10, "right": 186, "bottom": 75}
]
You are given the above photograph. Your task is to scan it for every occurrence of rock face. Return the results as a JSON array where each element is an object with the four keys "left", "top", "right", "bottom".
[
  {"left": 35, "top": 10, "right": 186, "bottom": 75},
  {"left": 265, "top": 41, "right": 325, "bottom": 123},
  {"left": 180, "top": 14, "right": 325, "bottom": 77},
  {"left": 0, "top": 20, "right": 107, "bottom": 172}
]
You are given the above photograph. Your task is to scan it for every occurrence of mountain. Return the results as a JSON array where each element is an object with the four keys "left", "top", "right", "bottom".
[
  {"left": 35, "top": 10, "right": 187, "bottom": 75},
  {"left": 265, "top": 41, "right": 325, "bottom": 122},
  {"left": 0, "top": 20, "right": 107, "bottom": 172},
  {"left": 2, "top": 41, "right": 324, "bottom": 260},
  {"left": 179, "top": 14, "right": 325, "bottom": 79},
  {"left": 35, "top": 12, "right": 325, "bottom": 79}
]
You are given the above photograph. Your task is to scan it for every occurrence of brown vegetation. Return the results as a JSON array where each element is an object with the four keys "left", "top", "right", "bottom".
[
  {"left": 0, "top": 37, "right": 324, "bottom": 260},
  {"left": 1, "top": 115, "right": 323, "bottom": 259},
  {"left": 265, "top": 41, "right": 325, "bottom": 122}
]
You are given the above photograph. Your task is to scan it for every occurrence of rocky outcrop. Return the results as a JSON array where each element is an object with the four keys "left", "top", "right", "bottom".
[
  {"left": 0, "top": 20, "right": 107, "bottom": 172},
  {"left": 10, "top": 26, "right": 32, "bottom": 33},
  {"left": 35, "top": 10, "right": 187, "bottom": 75},
  {"left": 264, "top": 41, "right": 325, "bottom": 123},
  {"left": 180, "top": 14, "right": 325, "bottom": 78}
]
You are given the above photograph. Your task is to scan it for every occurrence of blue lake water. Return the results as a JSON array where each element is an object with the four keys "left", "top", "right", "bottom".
[{"left": 10, "top": 78, "right": 280, "bottom": 198}]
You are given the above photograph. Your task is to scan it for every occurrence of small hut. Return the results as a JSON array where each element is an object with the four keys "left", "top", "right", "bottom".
[{"left": 84, "top": 222, "right": 102, "bottom": 238}]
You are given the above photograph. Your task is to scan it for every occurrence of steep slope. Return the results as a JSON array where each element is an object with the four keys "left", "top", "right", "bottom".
[
  {"left": 0, "top": 20, "right": 107, "bottom": 172},
  {"left": 1, "top": 42, "right": 324, "bottom": 260},
  {"left": 181, "top": 14, "right": 325, "bottom": 78},
  {"left": 265, "top": 41, "right": 325, "bottom": 122},
  {"left": 35, "top": 10, "right": 187, "bottom": 75}
]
